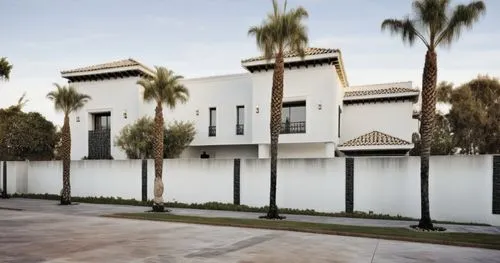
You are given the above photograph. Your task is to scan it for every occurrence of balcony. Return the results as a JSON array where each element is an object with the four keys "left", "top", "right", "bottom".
[
  {"left": 208, "top": 126, "right": 216, "bottom": 137},
  {"left": 236, "top": 124, "right": 244, "bottom": 135},
  {"left": 281, "top": 121, "right": 306, "bottom": 134}
]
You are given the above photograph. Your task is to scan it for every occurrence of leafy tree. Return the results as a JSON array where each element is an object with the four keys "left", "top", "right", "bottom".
[
  {"left": 248, "top": 0, "right": 308, "bottom": 219},
  {"left": 47, "top": 84, "right": 91, "bottom": 205},
  {"left": 163, "top": 121, "right": 196, "bottom": 158},
  {"left": 115, "top": 117, "right": 154, "bottom": 159},
  {"left": 381, "top": 0, "right": 486, "bottom": 229},
  {"left": 137, "top": 67, "right": 189, "bottom": 212},
  {"left": 115, "top": 117, "right": 195, "bottom": 159},
  {"left": 438, "top": 75, "right": 500, "bottom": 154},
  {"left": 0, "top": 57, "right": 13, "bottom": 81},
  {"left": 0, "top": 97, "right": 58, "bottom": 161},
  {"left": 410, "top": 113, "right": 454, "bottom": 156}
]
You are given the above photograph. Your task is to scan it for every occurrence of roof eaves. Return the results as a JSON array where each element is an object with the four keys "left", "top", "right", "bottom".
[
  {"left": 337, "top": 144, "right": 414, "bottom": 151},
  {"left": 343, "top": 92, "right": 420, "bottom": 101}
]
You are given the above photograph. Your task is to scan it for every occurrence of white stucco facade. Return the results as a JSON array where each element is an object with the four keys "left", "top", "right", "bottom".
[
  {"left": 61, "top": 48, "right": 420, "bottom": 160},
  {"left": 69, "top": 77, "right": 143, "bottom": 160}
]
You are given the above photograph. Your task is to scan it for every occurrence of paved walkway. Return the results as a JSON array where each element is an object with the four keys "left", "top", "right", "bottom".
[
  {"left": 1, "top": 203, "right": 500, "bottom": 262},
  {"left": 1, "top": 198, "right": 499, "bottom": 234}
]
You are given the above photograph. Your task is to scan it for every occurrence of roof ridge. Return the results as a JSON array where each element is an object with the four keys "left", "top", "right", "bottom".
[
  {"left": 339, "top": 130, "right": 411, "bottom": 147},
  {"left": 349, "top": 81, "right": 412, "bottom": 88},
  {"left": 60, "top": 58, "right": 155, "bottom": 75},
  {"left": 241, "top": 47, "right": 340, "bottom": 63}
]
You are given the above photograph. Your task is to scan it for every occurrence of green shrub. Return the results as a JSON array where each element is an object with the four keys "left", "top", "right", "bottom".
[{"left": 10, "top": 193, "right": 489, "bottom": 225}]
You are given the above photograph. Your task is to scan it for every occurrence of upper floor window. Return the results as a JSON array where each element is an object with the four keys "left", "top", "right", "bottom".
[
  {"left": 93, "top": 112, "right": 111, "bottom": 130},
  {"left": 236, "top": 105, "right": 244, "bottom": 135},
  {"left": 209, "top": 107, "right": 216, "bottom": 137},
  {"left": 281, "top": 101, "right": 306, "bottom": 134}
]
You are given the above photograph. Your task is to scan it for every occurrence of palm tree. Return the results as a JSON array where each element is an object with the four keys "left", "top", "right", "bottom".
[
  {"left": 137, "top": 66, "right": 189, "bottom": 212},
  {"left": 381, "top": 0, "right": 485, "bottom": 229},
  {"left": 248, "top": 0, "right": 308, "bottom": 219},
  {"left": 0, "top": 57, "right": 13, "bottom": 81},
  {"left": 47, "top": 84, "right": 91, "bottom": 205}
]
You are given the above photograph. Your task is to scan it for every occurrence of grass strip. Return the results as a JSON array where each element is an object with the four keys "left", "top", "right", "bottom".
[
  {"left": 11, "top": 193, "right": 490, "bottom": 226},
  {"left": 105, "top": 213, "right": 500, "bottom": 251}
]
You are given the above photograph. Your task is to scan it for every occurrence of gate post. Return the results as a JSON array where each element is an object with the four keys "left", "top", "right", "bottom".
[{"left": 1, "top": 161, "right": 8, "bottom": 199}]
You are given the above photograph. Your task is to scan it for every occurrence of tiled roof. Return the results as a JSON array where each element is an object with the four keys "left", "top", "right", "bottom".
[
  {"left": 241, "top": 47, "right": 339, "bottom": 63},
  {"left": 339, "top": 131, "right": 412, "bottom": 147},
  {"left": 61, "top": 58, "right": 152, "bottom": 74},
  {"left": 344, "top": 87, "right": 419, "bottom": 98}
]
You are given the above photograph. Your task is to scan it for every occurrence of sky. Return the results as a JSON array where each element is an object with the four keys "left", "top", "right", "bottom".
[{"left": 1, "top": 0, "right": 498, "bottom": 124}]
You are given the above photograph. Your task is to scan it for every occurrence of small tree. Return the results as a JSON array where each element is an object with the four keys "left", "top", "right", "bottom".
[
  {"left": 115, "top": 117, "right": 195, "bottom": 159},
  {"left": 115, "top": 117, "right": 155, "bottom": 159},
  {"left": 410, "top": 113, "right": 454, "bottom": 156},
  {"left": 163, "top": 121, "right": 196, "bottom": 158},
  {"left": 0, "top": 97, "right": 58, "bottom": 161},
  {"left": 0, "top": 57, "right": 13, "bottom": 81},
  {"left": 439, "top": 76, "right": 500, "bottom": 154}
]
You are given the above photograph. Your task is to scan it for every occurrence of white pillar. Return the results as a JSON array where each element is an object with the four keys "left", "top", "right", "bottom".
[
  {"left": 258, "top": 144, "right": 270, "bottom": 159},
  {"left": 325, "top": 142, "right": 336, "bottom": 158}
]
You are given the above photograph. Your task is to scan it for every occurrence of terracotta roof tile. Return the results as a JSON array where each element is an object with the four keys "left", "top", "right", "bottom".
[
  {"left": 339, "top": 131, "right": 411, "bottom": 147},
  {"left": 241, "top": 47, "right": 339, "bottom": 63},
  {"left": 61, "top": 58, "right": 152, "bottom": 74},
  {"left": 344, "top": 87, "right": 419, "bottom": 98}
]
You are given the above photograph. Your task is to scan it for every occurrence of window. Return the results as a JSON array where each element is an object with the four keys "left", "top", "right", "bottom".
[
  {"left": 93, "top": 112, "right": 111, "bottom": 130},
  {"left": 236, "top": 106, "right": 244, "bottom": 135},
  {"left": 281, "top": 101, "right": 306, "bottom": 134},
  {"left": 88, "top": 112, "right": 111, "bottom": 159},
  {"left": 338, "top": 106, "right": 342, "bottom": 137},
  {"left": 209, "top": 107, "right": 216, "bottom": 137}
]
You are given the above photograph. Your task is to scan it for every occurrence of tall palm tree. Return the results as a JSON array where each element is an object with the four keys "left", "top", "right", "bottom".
[
  {"left": 381, "top": 0, "right": 485, "bottom": 229},
  {"left": 248, "top": 0, "right": 308, "bottom": 219},
  {"left": 0, "top": 57, "right": 13, "bottom": 81},
  {"left": 137, "top": 67, "right": 189, "bottom": 212},
  {"left": 47, "top": 84, "right": 91, "bottom": 205}
]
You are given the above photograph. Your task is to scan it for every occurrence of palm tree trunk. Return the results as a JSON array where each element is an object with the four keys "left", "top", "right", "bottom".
[
  {"left": 152, "top": 104, "right": 165, "bottom": 212},
  {"left": 60, "top": 114, "right": 71, "bottom": 205},
  {"left": 266, "top": 52, "right": 285, "bottom": 219},
  {"left": 418, "top": 50, "right": 437, "bottom": 229}
]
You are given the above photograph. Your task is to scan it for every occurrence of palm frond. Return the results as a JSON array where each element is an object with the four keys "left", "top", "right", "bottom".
[
  {"left": 272, "top": 0, "right": 279, "bottom": 18},
  {"left": 46, "top": 83, "right": 91, "bottom": 116},
  {"left": 383, "top": 0, "right": 485, "bottom": 50},
  {"left": 248, "top": 0, "right": 309, "bottom": 61},
  {"left": 0, "top": 57, "right": 13, "bottom": 81},
  {"left": 137, "top": 66, "right": 189, "bottom": 109},
  {"left": 17, "top": 92, "right": 29, "bottom": 108},
  {"left": 436, "top": 1, "right": 486, "bottom": 46},
  {"left": 381, "top": 17, "right": 430, "bottom": 48},
  {"left": 412, "top": 0, "right": 449, "bottom": 38}
]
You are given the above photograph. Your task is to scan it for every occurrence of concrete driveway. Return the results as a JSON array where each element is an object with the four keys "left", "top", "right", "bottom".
[{"left": 1, "top": 208, "right": 499, "bottom": 262}]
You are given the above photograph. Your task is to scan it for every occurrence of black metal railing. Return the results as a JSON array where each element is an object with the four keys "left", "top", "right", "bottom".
[
  {"left": 88, "top": 129, "right": 111, "bottom": 159},
  {"left": 236, "top": 124, "right": 244, "bottom": 135},
  {"left": 209, "top": 126, "right": 216, "bottom": 137},
  {"left": 280, "top": 121, "right": 306, "bottom": 134}
]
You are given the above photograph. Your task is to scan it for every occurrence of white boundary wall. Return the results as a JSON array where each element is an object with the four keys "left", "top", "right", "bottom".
[
  {"left": 240, "top": 158, "right": 345, "bottom": 212},
  {"left": 2, "top": 156, "right": 498, "bottom": 225},
  {"left": 353, "top": 156, "right": 499, "bottom": 225}
]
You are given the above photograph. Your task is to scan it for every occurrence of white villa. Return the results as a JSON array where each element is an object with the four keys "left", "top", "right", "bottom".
[{"left": 61, "top": 47, "right": 420, "bottom": 160}]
